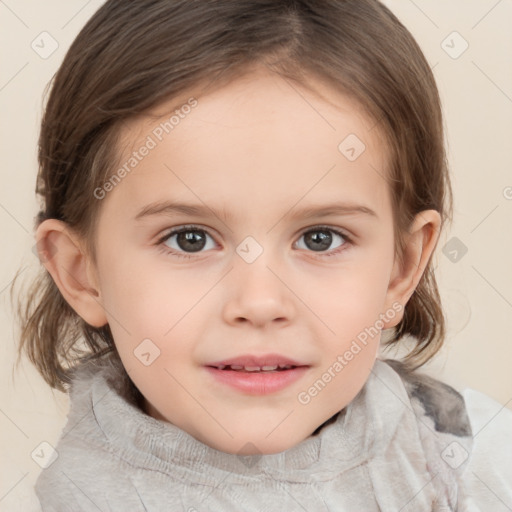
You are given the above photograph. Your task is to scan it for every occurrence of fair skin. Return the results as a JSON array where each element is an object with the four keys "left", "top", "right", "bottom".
[{"left": 36, "top": 66, "right": 440, "bottom": 455}]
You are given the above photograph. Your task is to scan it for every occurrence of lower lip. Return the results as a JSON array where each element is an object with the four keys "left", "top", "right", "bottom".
[{"left": 204, "top": 366, "right": 309, "bottom": 395}]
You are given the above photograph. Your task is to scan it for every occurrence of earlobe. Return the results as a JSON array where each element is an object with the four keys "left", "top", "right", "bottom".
[
  {"left": 382, "top": 209, "right": 441, "bottom": 329},
  {"left": 35, "top": 219, "right": 108, "bottom": 328}
]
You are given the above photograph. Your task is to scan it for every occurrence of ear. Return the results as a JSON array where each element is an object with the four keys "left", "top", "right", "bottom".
[
  {"left": 382, "top": 210, "right": 441, "bottom": 329},
  {"left": 34, "top": 219, "right": 108, "bottom": 328}
]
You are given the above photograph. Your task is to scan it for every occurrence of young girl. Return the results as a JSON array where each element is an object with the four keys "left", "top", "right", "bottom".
[{"left": 12, "top": 0, "right": 511, "bottom": 510}]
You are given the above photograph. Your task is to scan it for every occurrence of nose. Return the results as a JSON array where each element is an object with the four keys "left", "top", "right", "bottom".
[{"left": 222, "top": 255, "right": 294, "bottom": 328}]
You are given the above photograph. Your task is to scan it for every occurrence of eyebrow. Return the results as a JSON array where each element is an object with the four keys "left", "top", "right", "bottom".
[{"left": 134, "top": 200, "right": 378, "bottom": 223}]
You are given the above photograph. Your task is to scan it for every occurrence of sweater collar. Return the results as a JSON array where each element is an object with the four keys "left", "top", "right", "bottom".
[{"left": 73, "top": 356, "right": 407, "bottom": 484}]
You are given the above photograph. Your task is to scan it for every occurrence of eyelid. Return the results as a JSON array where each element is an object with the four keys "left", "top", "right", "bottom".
[
  {"left": 157, "top": 224, "right": 218, "bottom": 241},
  {"left": 297, "top": 224, "right": 353, "bottom": 240}
]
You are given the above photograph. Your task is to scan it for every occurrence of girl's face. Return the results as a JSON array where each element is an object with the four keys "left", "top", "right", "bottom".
[{"left": 82, "top": 67, "right": 436, "bottom": 455}]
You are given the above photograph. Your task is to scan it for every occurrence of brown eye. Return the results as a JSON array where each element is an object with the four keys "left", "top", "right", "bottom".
[
  {"left": 296, "top": 227, "right": 348, "bottom": 253},
  {"left": 175, "top": 231, "right": 207, "bottom": 252},
  {"left": 161, "top": 227, "right": 215, "bottom": 254}
]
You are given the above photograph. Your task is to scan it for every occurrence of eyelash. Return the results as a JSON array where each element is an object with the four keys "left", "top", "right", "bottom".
[{"left": 156, "top": 224, "right": 353, "bottom": 260}]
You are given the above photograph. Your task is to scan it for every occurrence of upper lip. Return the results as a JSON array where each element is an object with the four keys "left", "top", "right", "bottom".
[{"left": 205, "top": 353, "right": 309, "bottom": 368}]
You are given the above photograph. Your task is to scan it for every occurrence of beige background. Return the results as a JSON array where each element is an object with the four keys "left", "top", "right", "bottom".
[{"left": 1, "top": 1, "right": 511, "bottom": 509}]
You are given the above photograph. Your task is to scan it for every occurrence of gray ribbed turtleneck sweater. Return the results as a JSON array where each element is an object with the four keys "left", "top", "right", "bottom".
[{"left": 35, "top": 356, "right": 481, "bottom": 511}]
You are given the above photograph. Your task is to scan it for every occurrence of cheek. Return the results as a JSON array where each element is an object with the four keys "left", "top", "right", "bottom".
[
  {"left": 301, "top": 247, "right": 394, "bottom": 376},
  {"left": 98, "top": 243, "right": 170, "bottom": 316},
  {"left": 99, "top": 253, "right": 215, "bottom": 356},
  {"left": 309, "top": 257, "right": 393, "bottom": 331}
]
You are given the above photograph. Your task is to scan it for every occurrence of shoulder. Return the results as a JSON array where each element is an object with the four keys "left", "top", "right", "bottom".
[
  {"left": 35, "top": 451, "right": 138, "bottom": 511},
  {"left": 34, "top": 356, "right": 140, "bottom": 510},
  {"left": 34, "top": 462, "right": 87, "bottom": 512},
  {"left": 382, "top": 358, "right": 471, "bottom": 436},
  {"left": 460, "top": 388, "right": 512, "bottom": 510},
  {"left": 382, "top": 359, "right": 512, "bottom": 509},
  {"left": 34, "top": 402, "right": 141, "bottom": 511}
]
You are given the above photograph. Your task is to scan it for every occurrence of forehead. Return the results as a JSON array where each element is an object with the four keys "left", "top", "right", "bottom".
[{"left": 107, "top": 68, "right": 392, "bottom": 221}]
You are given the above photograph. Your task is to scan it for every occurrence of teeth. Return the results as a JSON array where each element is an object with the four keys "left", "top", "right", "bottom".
[{"left": 215, "top": 363, "right": 295, "bottom": 372}]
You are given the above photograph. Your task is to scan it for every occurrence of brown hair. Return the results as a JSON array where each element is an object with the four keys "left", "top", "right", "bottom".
[{"left": 11, "top": 0, "right": 452, "bottom": 392}]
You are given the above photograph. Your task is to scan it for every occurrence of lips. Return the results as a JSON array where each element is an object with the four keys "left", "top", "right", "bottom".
[
  {"left": 205, "top": 353, "right": 308, "bottom": 373},
  {"left": 213, "top": 363, "right": 294, "bottom": 372},
  {"left": 204, "top": 354, "right": 310, "bottom": 395}
]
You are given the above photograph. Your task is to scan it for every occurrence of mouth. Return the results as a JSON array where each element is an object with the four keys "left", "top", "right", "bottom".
[
  {"left": 207, "top": 363, "right": 300, "bottom": 372},
  {"left": 204, "top": 354, "right": 310, "bottom": 395},
  {"left": 205, "top": 353, "right": 307, "bottom": 370}
]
